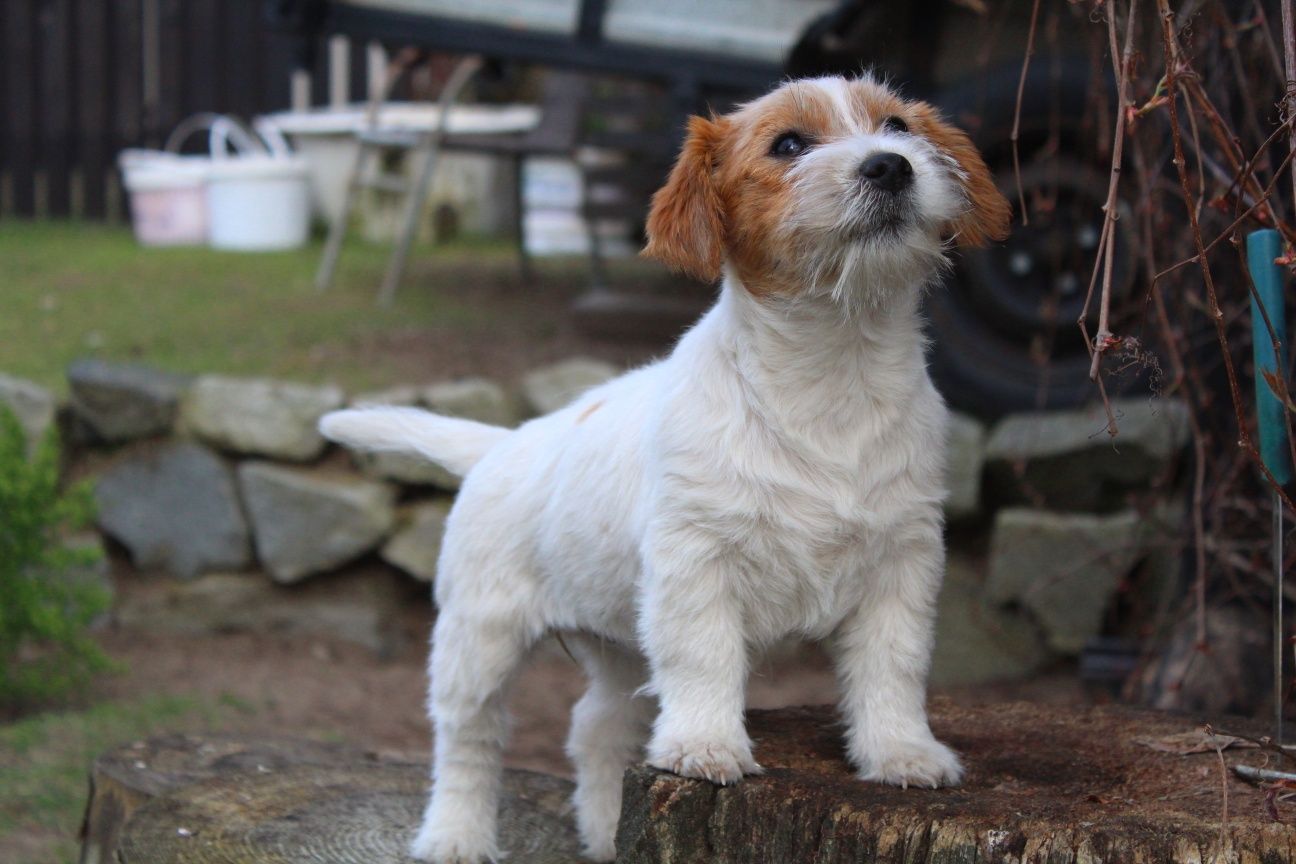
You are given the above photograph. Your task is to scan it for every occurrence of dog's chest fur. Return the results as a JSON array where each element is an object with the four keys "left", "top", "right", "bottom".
[
  {"left": 661, "top": 368, "right": 945, "bottom": 643},
  {"left": 529, "top": 289, "right": 947, "bottom": 647}
]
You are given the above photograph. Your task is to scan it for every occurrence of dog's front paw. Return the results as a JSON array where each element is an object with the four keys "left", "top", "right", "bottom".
[
  {"left": 859, "top": 736, "right": 963, "bottom": 789},
  {"left": 409, "top": 821, "right": 497, "bottom": 864},
  {"left": 647, "top": 736, "right": 762, "bottom": 785}
]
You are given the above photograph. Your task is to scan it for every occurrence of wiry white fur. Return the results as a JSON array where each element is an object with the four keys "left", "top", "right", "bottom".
[
  {"left": 319, "top": 407, "right": 508, "bottom": 477},
  {"left": 786, "top": 122, "right": 963, "bottom": 313},
  {"left": 319, "top": 76, "right": 966, "bottom": 864}
]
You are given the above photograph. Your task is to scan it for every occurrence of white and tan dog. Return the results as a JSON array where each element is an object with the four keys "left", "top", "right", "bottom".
[{"left": 320, "top": 74, "right": 1010, "bottom": 863}]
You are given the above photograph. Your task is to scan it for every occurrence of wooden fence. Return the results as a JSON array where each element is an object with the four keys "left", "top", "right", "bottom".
[{"left": 0, "top": 0, "right": 365, "bottom": 221}]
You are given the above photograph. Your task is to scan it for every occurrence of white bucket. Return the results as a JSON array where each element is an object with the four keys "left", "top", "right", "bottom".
[
  {"left": 205, "top": 118, "right": 311, "bottom": 251},
  {"left": 206, "top": 157, "right": 311, "bottom": 251},
  {"left": 119, "top": 150, "right": 210, "bottom": 247}
]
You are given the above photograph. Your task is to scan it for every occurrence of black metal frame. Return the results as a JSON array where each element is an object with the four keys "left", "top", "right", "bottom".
[{"left": 268, "top": 0, "right": 796, "bottom": 98}]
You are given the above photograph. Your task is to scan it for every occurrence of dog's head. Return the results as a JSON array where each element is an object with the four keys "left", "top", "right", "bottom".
[{"left": 644, "top": 75, "right": 1011, "bottom": 307}]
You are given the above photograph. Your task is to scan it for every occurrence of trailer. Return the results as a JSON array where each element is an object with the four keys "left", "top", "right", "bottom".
[{"left": 268, "top": 0, "right": 1131, "bottom": 417}]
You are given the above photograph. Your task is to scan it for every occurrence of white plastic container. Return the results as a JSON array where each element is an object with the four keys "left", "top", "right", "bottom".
[
  {"left": 119, "top": 150, "right": 210, "bottom": 247},
  {"left": 206, "top": 158, "right": 310, "bottom": 251},
  {"left": 521, "top": 151, "right": 635, "bottom": 258},
  {"left": 523, "top": 157, "right": 584, "bottom": 210},
  {"left": 267, "top": 102, "right": 539, "bottom": 235},
  {"left": 205, "top": 119, "right": 311, "bottom": 252}
]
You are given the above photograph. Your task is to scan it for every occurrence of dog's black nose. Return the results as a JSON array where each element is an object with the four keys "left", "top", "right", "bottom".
[{"left": 859, "top": 153, "right": 913, "bottom": 193}]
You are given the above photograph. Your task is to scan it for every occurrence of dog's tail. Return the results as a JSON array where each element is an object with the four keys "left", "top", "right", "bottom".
[{"left": 319, "top": 407, "right": 511, "bottom": 478}]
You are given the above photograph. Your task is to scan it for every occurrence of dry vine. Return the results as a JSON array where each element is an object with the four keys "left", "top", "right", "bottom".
[{"left": 1035, "top": 0, "right": 1296, "bottom": 702}]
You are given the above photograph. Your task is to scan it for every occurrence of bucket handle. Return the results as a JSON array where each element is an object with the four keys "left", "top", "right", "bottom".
[
  {"left": 210, "top": 116, "right": 267, "bottom": 160},
  {"left": 165, "top": 113, "right": 266, "bottom": 159},
  {"left": 164, "top": 112, "right": 224, "bottom": 154},
  {"left": 252, "top": 118, "right": 295, "bottom": 159}
]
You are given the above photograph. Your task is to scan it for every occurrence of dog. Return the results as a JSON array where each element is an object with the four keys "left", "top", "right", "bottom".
[{"left": 319, "top": 74, "right": 1010, "bottom": 863}]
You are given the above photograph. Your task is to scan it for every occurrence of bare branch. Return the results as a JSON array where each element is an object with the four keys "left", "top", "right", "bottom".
[{"left": 1011, "top": 0, "right": 1043, "bottom": 226}]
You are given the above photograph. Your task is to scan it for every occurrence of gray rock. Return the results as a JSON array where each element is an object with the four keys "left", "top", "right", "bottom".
[
  {"left": 381, "top": 500, "right": 452, "bottom": 582},
  {"left": 945, "top": 412, "right": 985, "bottom": 521},
  {"left": 350, "top": 386, "right": 462, "bottom": 489},
  {"left": 0, "top": 372, "right": 57, "bottom": 452},
  {"left": 1137, "top": 499, "right": 1188, "bottom": 623},
  {"left": 1139, "top": 606, "right": 1270, "bottom": 715},
  {"left": 43, "top": 531, "right": 114, "bottom": 631},
  {"left": 95, "top": 441, "right": 251, "bottom": 579},
  {"left": 520, "top": 357, "right": 618, "bottom": 416},
  {"left": 987, "top": 508, "right": 1148, "bottom": 654},
  {"left": 363, "top": 451, "right": 461, "bottom": 490},
  {"left": 67, "top": 359, "right": 190, "bottom": 442},
  {"left": 930, "top": 554, "right": 1051, "bottom": 686},
  {"left": 239, "top": 462, "right": 397, "bottom": 583},
  {"left": 181, "top": 376, "right": 344, "bottom": 461},
  {"left": 113, "top": 568, "right": 407, "bottom": 655},
  {"left": 423, "top": 377, "right": 518, "bottom": 427},
  {"left": 350, "top": 384, "right": 421, "bottom": 408},
  {"left": 984, "top": 398, "right": 1190, "bottom": 510}
]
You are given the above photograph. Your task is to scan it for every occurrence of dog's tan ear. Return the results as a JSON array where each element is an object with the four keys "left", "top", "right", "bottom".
[
  {"left": 643, "top": 116, "right": 728, "bottom": 282},
  {"left": 913, "top": 103, "right": 1012, "bottom": 247}
]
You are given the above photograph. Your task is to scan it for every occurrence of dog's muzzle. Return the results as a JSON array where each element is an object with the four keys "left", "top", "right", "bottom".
[{"left": 859, "top": 153, "right": 914, "bottom": 195}]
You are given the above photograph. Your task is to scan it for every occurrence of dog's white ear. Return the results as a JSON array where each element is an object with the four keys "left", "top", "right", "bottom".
[
  {"left": 643, "top": 115, "right": 729, "bottom": 282},
  {"left": 913, "top": 103, "right": 1012, "bottom": 247}
]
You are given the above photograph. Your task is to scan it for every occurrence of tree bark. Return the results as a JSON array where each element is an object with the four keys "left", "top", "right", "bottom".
[
  {"left": 80, "top": 734, "right": 581, "bottom": 864},
  {"left": 616, "top": 703, "right": 1296, "bottom": 863}
]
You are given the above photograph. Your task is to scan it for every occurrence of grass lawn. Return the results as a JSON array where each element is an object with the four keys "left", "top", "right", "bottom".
[
  {"left": 0, "top": 221, "right": 574, "bottom": 394},
  {"left": 0, "top": 694, "right": 243, "bottom": 864}
]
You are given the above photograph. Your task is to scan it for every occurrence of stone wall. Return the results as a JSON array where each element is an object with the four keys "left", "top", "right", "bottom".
[{"left": 2, "top": 362, "right": 1191, "bottom": 687}]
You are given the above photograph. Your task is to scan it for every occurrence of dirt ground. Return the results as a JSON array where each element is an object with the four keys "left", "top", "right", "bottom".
[
  {"left": 308, "top": 255, "right": 695, "bottom": 393},
  {"left": 89, "top": 565, "right": 1093, "bottom": 780},
  {"left": 90, "top": 576, "right": 840, "bottom": 777}
]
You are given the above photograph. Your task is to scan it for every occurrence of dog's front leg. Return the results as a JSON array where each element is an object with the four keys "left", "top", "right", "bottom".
[
  {"left": 831, "top": 523, "right": 963, "bottom": 789},
  {"left": 639, "top": 540, "right": 760, "bottom": 785}
]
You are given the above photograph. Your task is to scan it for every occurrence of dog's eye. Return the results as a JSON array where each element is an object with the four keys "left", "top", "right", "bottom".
[
  {"left": 770, "top": 132, "right": 808, "bottom": 158},
  {"left": 880, "top": 116, "right": 909, "bottom": 134}
]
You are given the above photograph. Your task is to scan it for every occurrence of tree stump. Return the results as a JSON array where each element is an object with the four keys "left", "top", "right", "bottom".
[
  {"left": 80, "top": 734, "right": 581, "bottom": 864},
  {"left": 84, "top": 703, "right": 1296, "bottom": 864},
  {"left": 617, "top": 702, "right": 1296, "bottom": 863}
]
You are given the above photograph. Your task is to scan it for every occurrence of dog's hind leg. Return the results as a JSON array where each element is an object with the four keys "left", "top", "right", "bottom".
[
  {"left": 565, "top": 638, "right": 654, "bottom": 861},
  {"left": 410, "top": 603, "right": 540, "bottom": 864}
]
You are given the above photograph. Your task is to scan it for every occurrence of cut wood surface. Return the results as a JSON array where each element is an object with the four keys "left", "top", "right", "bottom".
[
  {"left": 80, "top": 734, "right": 581, "bottom": 864},
  {"left": 83, "top": 702, "right": 1296, "bottom": 864},
  {"left": 80, "top": 735, "right": 363, "bottom": 864},
  {"left": 617, "top": 702, "right": 1296, "bottom": 863}
]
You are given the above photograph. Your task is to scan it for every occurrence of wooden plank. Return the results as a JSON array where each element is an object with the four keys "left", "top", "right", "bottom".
[
  {"left": 110, "top": 0, "right": 144, "bottom": 220},
  {"left": 37, "top": 0, "right": 74, "bottom": 217},
  {"left": 1, "top": 0, "right": 36, "bottom": 215},
  {"left": 260, "top": 29, "right": 299, "bottom": 114},
  {"left": 311, "top": 35, "right": 328, "bottom": 107},
  {"left": 154, "top": 0, "right": 185, "bottom": 146},
  {"left": 185, "top": 0, "right": 220, "bottom": 116},
  {"left": 76, "top": 0, "right": 110, "bottom": 218},
  {"left": 328, "top": 35, "right": 349, "bottom": 109},
  {"left": 222, "top": 0, "right": 258, "bottom": 118},
  {"left": 350, "top": 37, "right": 368, "bottom": 104}
]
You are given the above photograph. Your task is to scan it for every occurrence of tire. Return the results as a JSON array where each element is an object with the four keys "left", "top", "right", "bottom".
[{"left": 927, "top": 60, "right": 1143, "bottom": 418}]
